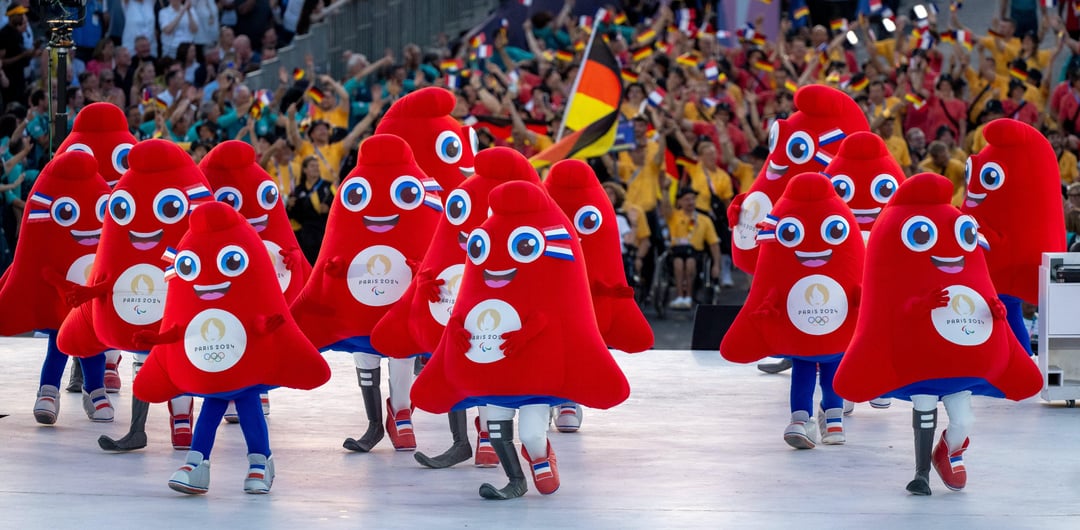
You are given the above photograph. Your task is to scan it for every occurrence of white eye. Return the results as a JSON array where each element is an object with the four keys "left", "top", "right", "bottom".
[
  {"left": 467, "top": 228, "right": 491, "bottom": 265},
  {"left": 153, "top": 188, "right": 189, "bottom": 224},
  {"left": 830, "top": 174, "right": 854, "bottom": 202},
  {"left": 390, "top": 175, "right": 424, "bottom": 210},
  {"left": 768, "top": 121, "right": 779, "bottom": 154},
  {"left": 111, "top": 143, "right": 133, "bottom": 175},
  {"left": 507, "top": 226, "right": 545, "bottom": 263},
  {"left": 51, "top": 196, "right": 80, "bottom": 227},
  {"left": 955, "top": 215, "right": 979, "bottom": 252},
  {"left": 870, "top": 174, "right": 899, "bottom": 204},
  {"left": 96, "top": 194, "right": 109, "bottom": 222},
  {"left": 108, "top": 190, "right": 136, "bottom": 225},
  {"left": 901, "top": 215, "right": 937, "bottom": 252},
  {"left": 435, "top": 130, "right": 463, "bottom": 164},
  {"left": 775, "top": 217, "right": 805, "bottom": 248},
  {"left": 469, "top": 127, "right": 479, "bottom": 156},
  {"left": 215, "top": 186, "right": 243, "bottom": 211},
  {"left": 964, "top": 157, "right": 972, "bottom": 185},
  {"left": 66, "top": 143, "right": 94, "bottom": 156},
  {"left": 573, "top": 205, "right": 603, "bottom": 235},
  {"left": 217, "top": 245, "right": 249, "bottom": 277},
  {"left": 445, "top": 189, "right": 471, "bottom": 226},
  {"left": 339, "top": 176, "right": 372, "bottom": 212},
  {"left": 785, "top": 131, "right": 814, "bottom": 165},
  {"left": 256, "top": 180, "right": 279, "bottom": 210},
  {"left": 820, "top": 214, "right": 850, "bottom": 245},
  {"left": 174, "top": 250, "right": 201, "bottom": 281},
  {"left": 978, "top": 161, "right": 1005, "bottom": 191}
]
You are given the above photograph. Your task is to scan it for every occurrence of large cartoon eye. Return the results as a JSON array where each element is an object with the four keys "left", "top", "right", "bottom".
[
  {"left": 256, "top": 181, "right": 279, "bottom": 210},
  {"left": 467, "top": 228, "right": 490, "bottom": 265},
  {"left": 469, "top": 127, "right": 479, "bottom": 156},
  {"left": 830, "top": 174, "right": 854, "bottom": 202},
  {"left": 65, "top": 143, "right": 94, "bottom": 156},
  {"left": 339, "top": 176, "right": 372, "bottom": 212},
  {"left": 390, "top": 175, "right": 424, "bottom": 210},
  {"left": 154, "top": 188, "right": 189, "bottom": 224},
  {"left": 964, "top": 157, "right": 972, "bottom": 185},
  {"left": 217, "top": 245, "right": 248, "bottom": 277},
  {"left": 174, "top": 250, "right": 200, "bottom": 281},
  {"left": 508, "top": 226, "right": 545, "bottom": 263},
  {"left": 785, "top": 131, "right": 814, "bottom": 165},
  {"left": 215, "top": 186, "right": 243, "bottom": 211},
  {"left": 574, "top": 205, "right": 603, "bottom": 235},
  {"left": 108, "top": 190, "right": 135, "bottom": 225},
  {"left": 96, "top": 194, "right": 108, "bottom": 222},
  {"left": 112, "top": 143, "right": 133, "bottom": 175},
  {"left": 445, "top": 189, "right": 471, "bottom": 226},
  {"left": 775, "top": 217, "right": 804, "bottom": 248},
  {"left": 435, "top": 130, "right": 463, "bottom": 164},
  {"left": 821, "top": 214, "right": 850, "bottom": 245},
  {"left": 955, "top": 215, "right": 979, "bottom": 252},
  {"left": 51, "top": 196, "right": 80, "bottom": 227},
  {"left": 871, "top": 174, "right": 899, "bottom": 204},
  {"left": 901, "top": 215, "right": 937, "bottom": 252},
  {"left": 768, "top": 121, "right": 779, "bottom": 154},
  {"left": 979, "top": 162, "right": 1005, "bottom": 191}
]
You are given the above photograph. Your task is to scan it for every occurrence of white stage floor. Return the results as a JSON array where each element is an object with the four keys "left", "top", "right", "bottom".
[{"left": 1, "top": 337, "right": 1078, "bottom": 529}]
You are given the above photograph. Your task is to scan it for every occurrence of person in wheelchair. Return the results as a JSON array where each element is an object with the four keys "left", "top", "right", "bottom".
[
  {"left": 667, "top": 187, "right": 720, "bottom": 309},
  {"left": 603, "top": 180, "right": 651, "bottom": 288}
]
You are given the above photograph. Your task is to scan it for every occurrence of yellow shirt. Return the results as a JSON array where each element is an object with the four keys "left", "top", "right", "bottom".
[
  {"left": 1023, "top": 49, "right": 1052, "bottom": 73},
  {"left": 884, "top": 133, "right": 912, "bottom": 169},
  {"left": 868, "top": 96, "right": 902, "bottom": 132},
  {"left": 264, "top": 157, "right": 304, "bottom": 197},
  {"left": 622, "top": 202, "right": 651, "bottom": 241},
  {"left": 979, "top": 35, "right": 1022, "bottom": 78},
  {"left": 617, "top": 141, "right": 665, "bottom": 212},
  {"left": 730, "top": 160, "right": 755, "bottom": 195},
  {"left": 919, "top": 157, "right": 967, "bottom": 206},
  {"left": 620, "top": 101, "right": 642, "bottom": 120},
  {"left": 687, "top": 163, "right": 734, "bottom": 213},
  {"left": 1060, "top": 150, "right": 1079, "bottom": 185},
  {"left": 964, "top": 67, "right": 1008, "bottom": 124},
  {"left": 667, "top": 209, "right": 719, "bottom": 251},
  {"left": 950, "top": 147, "right": 968, "bottom": 163},
  {"left": 970, "top": 123, "right": 989, "bottom": 154},
  {"left": 309, "top": 105, "right": 350, "bottom": 130},
  {"left": 297, "top": 141, "right": 346, "bottom": 184}
]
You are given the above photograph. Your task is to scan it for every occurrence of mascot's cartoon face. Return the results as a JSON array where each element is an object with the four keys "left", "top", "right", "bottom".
[
  {"left": 214, "top": 179, "right": 281, "bottom": 233},
  {"left": 893, "top": 212, "right": 986, "bottom": 275},
  {"left": 23, "top": 153, "right": 110, "bottom": 247},
  {"left": 336, "top": 167, "right": 443, "bottom": 235},
  {"left": 465, "top": 221, "right": 576, "bottom": 290},
  {"left": 170, "top": 243, "right": 251, "bottom": 301},
  {"left": 761, "top": 211, "right": 853, "bottom": 269}
]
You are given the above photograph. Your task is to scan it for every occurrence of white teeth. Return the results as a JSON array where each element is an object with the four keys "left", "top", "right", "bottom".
[
  {"left": 364, "top": 215, "right": 398, "bottom": 222},
  {"left": 966, "top": 191, "right": 986, "bottom": 200},
  {"left": 130, "top": 229, "right": 164, "bottom": 238},
  {"left": 71, "top": 229, "right": 102, "bottom": 237},
  {"left": 768, "top": 161, "right": 789, "bottom": 173},
  {"left": 932, "top": 256, "right": 963, "bottom": 264},
  {"left": 851, "top": 207, "right": 881, "bottom": 215},
  {"left": 247, "top": 214, "right": 269, "bottom": 224},
  {"left": 194, "top": 281, "right": 231, "bottom": 292},
  {"left": 795, "top": 250, "right": 832, "bottom": 258},
  {"left": 485, "top": 268, "right": 517, "bottom": 277}
]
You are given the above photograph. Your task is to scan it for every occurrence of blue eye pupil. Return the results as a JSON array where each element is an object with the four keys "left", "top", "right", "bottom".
[
  {"left": 827, "top": 221, "right": 845, "bottom": 240},
  {"left": 789, "top": 139, "right": 808, "bottom": 158},
  {"left": 449, "top": 197, "right": 466, "bottom": 218},
  {"left": 909, "top": 223, "right": 933, "bottom": 245},
  {"left": 833, "top": 181, "right": 850, "bottom": 198},
  {"left": 397, "top": 183, "right": 420, "bottom": 204},
  {"left": 579, "top": 213, "right": 599, "bottom": 230},
  {"left": 876, "top": 181, "right": 895, "bottom": 197},
  {"left": 469, "top": 237, "right": 485, "bottom": 259},
  {"left": 159, "top": 196, "right": 183, "bottom": 218},
  {"left": 442, "top": 138, "right": 460, "bottom": 157},
  {"left": 178, "top": 257, "right": 195, "bottom": 275},
  {"left": 111, "top": 199, "right": 129, "bottom": 219},
  {"left": 780, "top": 224, "right": 799, "bottom": 242},
  {"left": 116, "top": 150, "right": 130, "bottom": 169},
  {"left": 347, "top": 185, "right": 366, "bottom": 205},
  {"left": 223, "top": 252, "right": 243, "bottom": 271},
  {"left": 514, "top": 234, "right": 539, "bottom": 257},
  {"left": 983, "top": 169, "right": 999, "bottom": 184}
]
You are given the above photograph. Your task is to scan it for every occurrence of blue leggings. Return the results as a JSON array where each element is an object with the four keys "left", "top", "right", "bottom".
[
  {"left": 999, "top": 294, "right": 1033, "bottom": 356},
  {"left": 38, "top": 331, "right": 106, "bottom": 392},
  {"left": 790, "top": 359, "right": 842, "bottom": 415},
  {"left": 191, "top": 389, "right": 270, "bottom": 459}
]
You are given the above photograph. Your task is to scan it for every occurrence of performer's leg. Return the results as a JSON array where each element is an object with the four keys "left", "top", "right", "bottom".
[{"left": 907, "top": 394, "right": 938, "bottom": 496}]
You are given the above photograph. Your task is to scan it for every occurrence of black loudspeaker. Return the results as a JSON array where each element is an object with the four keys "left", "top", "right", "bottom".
[{"left": 690, "top": 304, "right": 743, "bottom": 350}]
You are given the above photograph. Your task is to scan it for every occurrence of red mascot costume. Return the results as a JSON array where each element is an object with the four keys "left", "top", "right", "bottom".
[
  {"left": 374, "top": 86, "right": 476, "bottom": 191},
  {"left": 823, "top": 130, "right": 906, "bottom": 242}
]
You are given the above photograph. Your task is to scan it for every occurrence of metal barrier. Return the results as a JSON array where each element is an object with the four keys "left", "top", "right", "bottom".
[{"left": 245, "top": 0, "right": 498, "bottom": 91}]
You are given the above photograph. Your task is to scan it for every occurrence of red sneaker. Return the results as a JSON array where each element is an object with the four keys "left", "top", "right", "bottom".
[
  {"left": 169, "top": 401, "right": 192, "bottom": 450},
  {"left": 104, "top": 354, "right": 122, "bottom": 394},
  {"left": 474, "top": 416, "right": 499, "bottom": 467},
  {"left": 385, "top": 399, "right": 416, "bottom": 451},
  {"left": 521, "top": 441, "right": 560, "bottom": 495},
  {"left": 932, "top": 430, "right": 969, "bottom": 491}
]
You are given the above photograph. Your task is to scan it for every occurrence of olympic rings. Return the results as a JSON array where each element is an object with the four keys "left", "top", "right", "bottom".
[
  {"left": 807, "top": 316, "right": 830, "bottom": 325},
  {"left": 203, "top": 351, "right": 226, "bottom": 362}
]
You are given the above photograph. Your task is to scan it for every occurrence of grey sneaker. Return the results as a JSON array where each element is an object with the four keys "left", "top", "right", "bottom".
[
  {"left": 223, "top": 401, "right": 239, "bottom": 424},
  {"left": 817, "top": 407, "right": 846, "bottom": 445},
  {"left": 34, "top": 385, "right": 60, "bottom": 424},
  {"left": 869, "top": 397, "right": 892, "bottom": 409},
  {"left": 243, "top": 453, "right": 275, "bottom": 494},
  {"left": 81, "top": 387, "right": 114, "bottom": 422},
  {"left": 169, "top": 451, "right": 211, "bottom": 494},
  {"left": 783, "top": 411, "right": 816, "bottom": 449},
  {"left": 843, "top": 399, "right": 855, "bottom": 416},
  {"left": 553, "top": 403, "right": 582, "bottom": 433}
]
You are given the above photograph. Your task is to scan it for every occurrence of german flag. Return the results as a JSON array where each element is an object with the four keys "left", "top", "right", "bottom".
[
  {"left": 794, "top": 6, "right": 810, "bottom": 20},
  {"left": 784, "top": 79, "right": 799, "bottom": 93},
  {"left": 830, "top": 19, "right": 848, "bottom": 33},
  {"left": 440, "top": 58, "right": 463, "bottom": 71},
  {"left": 574, "top": 40, "right": 586, "bottom": 52},
  {"left": 531, "top": 36, "right": 622, "bottom": 169},
  {"left": 675, "top": 155, "right": 697, "bottom": 168},
  {"left": 307, "top": 86, "right": 326, "bottom": 104},
  {"left": 292, "top": 68, "right": 305, "bottom": 81},
  {"left": 613, "top": 12, "right": 628, "bottom": 25},
  {"left": 621, "top": 68, "right": 639, "bottom": 83},
  {"left": 153, "top": 95, "right": 169, "bottom": 111},
  {"left": 470, "top": 114, "right": 549, "bottom": 141},
  {"left": 905, "top": 92, "right": 927, "bottom": 110},
  {"left": 940, "top": 30, "right": 956, "bottom": 45},
  {"left": 1010, "top": 65, "right": 1029, "bottom": 81},
  {"left": 849, "top": 75, "right": 869, "bottom": 92},
  {"left": 555, "top": 49, "right": 574, "bottom": 62},
  {"left": 636, "top": 28, "right": 657, "bottom": 44},
  {"left": 631, "top": 46, "right": 653, "bottom": 62},
  {"left": 752, "top": 60, "right": 774, "bottom": 73},
  {"left": 676, "top": 53, "right": 699, "bottom": 68}
]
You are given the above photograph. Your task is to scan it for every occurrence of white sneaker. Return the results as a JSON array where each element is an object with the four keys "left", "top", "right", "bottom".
[
  {"left": 34, "top": 385, "right": 60, "bottom": 424},
  {"left": 669, "top": 296, "right": 684, "bottom": 309},
  {"left": 554, "top": 403, "right": 582, "bottom": 433},
  {"left": 224, "top": 401, "right": 239, "bottom": 423},
  {"left": 869, "top": 397, "right": 892, "bottom": 409},
  {"left": 244, "top": 453, "right": 275, "bottom": 494},
  {"left": 169, "top": 451, "right": 211, "bottom": 494},
  {"left": 817, "top": 407, "right": 846, "bottom": 445},
  {"left": 843, "top": 400, "right": 855, "bottom": 416},
  {"left": 81, "top": 387, "right": 114, "bottom": 422},
  {"left": 783, "top": 411, "right": 816, "bottom": 449}
]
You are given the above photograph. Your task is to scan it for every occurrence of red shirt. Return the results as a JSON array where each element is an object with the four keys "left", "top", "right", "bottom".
[
  {"left": 1002, "top": 98, "right": 1040, "bottom": 126},
  {"left": 1058, "top": 89, "right": 1080, "bottom": 132},
  {"left": 1051, "top": 81, "right": 1071, "bottom": 116},
  {"left": 922, "top": 95, "right": 967, "bottom": 138}
]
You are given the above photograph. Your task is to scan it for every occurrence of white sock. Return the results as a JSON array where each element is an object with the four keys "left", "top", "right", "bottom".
[
  {"left": 170, "top": 395, "right": 193, "bottom": 416},
  {"left": 518, "top": 404, "right": 550, "bottom": 459},
  {"left": 387, "top": 357, "right": 414, "bottom": 413},
  {"left": 105, "top": 349, "right": 121, "bottom": 365},
  {"left": 941, "top": 391, "right": 974, "bottom": 450}
]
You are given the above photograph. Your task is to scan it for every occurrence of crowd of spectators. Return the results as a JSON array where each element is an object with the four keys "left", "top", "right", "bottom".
[{"left": 2, "top": 0, "right": 1080, "bottom": 310}]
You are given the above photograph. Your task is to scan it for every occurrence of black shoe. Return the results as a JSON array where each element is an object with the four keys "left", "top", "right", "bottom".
[
  {"left": 415, "top": 409, "right": 472, "bottom": 469},
  {"left": 343, "top": 367, "right": 384, "bottom": 452},
  {"left": 479, "top": 420, "right": 527, "bottom": 500},
  {"left": 757, "top": 358, "right": 793, "bottom": 374}
]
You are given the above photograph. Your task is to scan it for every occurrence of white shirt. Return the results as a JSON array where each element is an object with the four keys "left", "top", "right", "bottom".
[
  {"left": 158, "top": 5, "right": 197, "bottom": 59},
  {"left": 191, "top": 0, "right": 219, "bottom": 46},
  {"left": 122, "top": 0, "right": 158, "bottom": 56}
]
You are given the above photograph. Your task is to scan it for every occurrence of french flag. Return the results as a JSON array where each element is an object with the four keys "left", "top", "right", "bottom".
[
  {"left": 703, "top": 61, "right": 719, "bottom": 82},
  {"left": 532, "top": 460, "right": 554, "bottom": 480},
  {"left": 818, "top": 128, "right": 845, "bottom": 147},
  {"left": 186, "top": 184, "right": 211, "bottom": 202},
  {"left": 647, "top": 87, "right": 666, "bottom": 107},
  {"left": 27, "top": 209, "right": 51, "bottom": 222},
  {"left": 423, "top": 194, "right": 444, "bottom": 213},
  {"left": 30, "top": 191, "right": 53, "bottom": 207},
  {"left": 543, "top": 226, "right": 572, "bottom": 241},
  {"left": 162, "top": 246, "right": 178, "bottom": 264},
  {"left": 543, "top": 242, "right": 574, "bottom": 261}
]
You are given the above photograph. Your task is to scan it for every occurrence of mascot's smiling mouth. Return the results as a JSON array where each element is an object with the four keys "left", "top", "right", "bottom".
[
  {"left": 129, "top": 229, "right": 164, "bottom": 250},
  {"left": 795, "top": 249, "right": 832, "bottom": 267},
  {"left": 247, "top": 214, "right": 269, "bottom": 232},
  {"left": 71, "top": 228, "right": 102, "bottom": 246},
  {"left": 931, "top": 255, "right": 965, "bottom": 274},
  {"left": 483, "top": 268, "right": 517, "bottom": 288},
  {"left": 458, "top": 231, "right": 469, "bottom": 250},
  {"left": 193, "top": 281, "right": 232, "bottom": 300},
  {"left": 964, "top": 191, "right": 986, "bottom": 208},
  {"left": 459, "top": 166, "right": 475, "bottom": 177},
  {"left": 363, "top": 214, "right": 400, "bottom": 233},
  {"left": 766, "top": 161, "right": 788, "bottom": 180},
  {"left": 851, "top": 207, "right": 881, "bottom": 224}
]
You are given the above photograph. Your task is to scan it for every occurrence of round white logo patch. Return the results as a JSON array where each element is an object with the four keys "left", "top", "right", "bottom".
[
  {"left": 66, "top": 253, "right": 96, "bottom": 287},
  {"left": 733, "top": 191, "right": 773, "bottom": 251},
  {"left": 463, "top": 299, "right": 522, "bottom": 364},
  {"left": 111, "top": 264, "right": 167, "bottom": 325},
  {"left": 786, "top": 274, "right": 848, "bottom": 336},
  {"left": 930, "top": 285, "right": 992, "bottom": 346},
  {"left": 263, "top": 240, "right": 292, "bottom": 293},
  {"left": 347, "top": 245, "right": 411, "bottom": 306},
  {"left": 184, "top": 308, "right": 247, "bottom": 373},
  {"left": 429, "top": 264, "right": 465, "bottom": 326}
]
